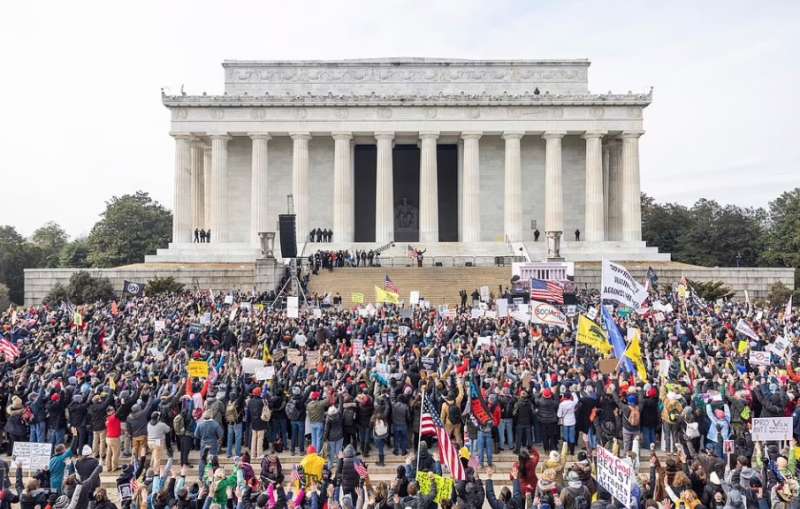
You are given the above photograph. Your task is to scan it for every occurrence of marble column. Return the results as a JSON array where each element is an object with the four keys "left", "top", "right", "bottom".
[
  {"left": 461, "top": 132, "right": 482, "bottom": 242},
  {"left": 291, "top": 132, "right": 311, "bottom": 243},
  {"left": 375, "top": 132, "right": 394, "bottom": 243},
  {"left": 502, "top": 132, "right": 524, "bottom": 242},
  {"left": 209, "top": 134, "right": 230, "bottom": 243},
  {"left": 171, "top": 134, "right": 193, "bottom": 243},
  {"left": 583, "top": 130, "right": 606, "bottom": 242},
  {"left": 602, "top": 143, "right": 610, "bottom": 235},
  {"left": 190, "top": 141, "right": 205, "bottom": 232},
  {"left": 249, "top": 133, "right": 270, "bottom": 246},
  {"left": 419, "top": 131, "right": 439, "bottom": 242},
  {"left": 543, "top": 131, "right": 566, "bottom": 234},
  {"left": 332, "top": 132, "right": 354, "bottom": 242},
  {"left": 621, "top": 130, "right": 644, "bottom": 241},
  {"left": 203, "top": 146, "right": 212, "bottom": 229},
  {"left": 606, "top": 139, "right": 623, "bottom": 241}
]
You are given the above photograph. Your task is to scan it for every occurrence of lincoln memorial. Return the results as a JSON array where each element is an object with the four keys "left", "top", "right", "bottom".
[{"left": 146, "top": 58, "right": 668, "bottom": 263}]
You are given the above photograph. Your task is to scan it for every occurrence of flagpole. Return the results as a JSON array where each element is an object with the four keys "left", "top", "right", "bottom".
[{"left": 416, "top": 386, "right": 426, "bottom": 474}]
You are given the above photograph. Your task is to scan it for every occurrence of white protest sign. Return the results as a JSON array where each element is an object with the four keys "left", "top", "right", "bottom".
[
  {"left": 565, "top": 305, "right": 577, "bottom": 317},
  {"left": 736, "top": 319, "right": 759, "bottom": 341},
  {"left": 241, "top": 357, "right": 265, "bottom": 374},
  {"left": 200, "top": 312, "right": 211, "bottom": 325},
  {"left": 287, "top": 306, "right": 299, "bottom": 318},
  {"left": 749, "top": 351, "right": 770, "bottom": 366},
  {"left": 529, "top": 301, "right": 567, "bottom": 328},
  {"left": 13, "top": 442, "right": 52, "bottom": 471},
  {"left": 154, "top": 319, "right": 166, "bottom": 332},
  {"left": 658, "top": 359, "right": 670, "bottom": 378},
  {"left": 254, "top": 366, "right": 275, "bottom": 381},
  {"left": 410, "top": 291, "right": 420, "bottom": 305},
  {"left": 485, "top": 310, "right": 497, "bottom": 319},
  {"left": 471, "top": 308, "right": 483, "bottom": 319},
  {"left": 769, "top": 336, "right": 790, "bottom": 355},
  {"left": 586, "top": 306, "right": 598, "bottom": 321},
  {"left": 477, "top": 336, "right": 492, "bottom": 347},
  {"left": 313, "top": 308, "right": 322, "bottom": 319},
  {"left": 224, "top": 294, "right": 233, "bottom": 305},
  {"left": 480, "top": 286, "right": 490, "bottom": 302},
  {"left": 595, "top": 445, "right": 634, "bottom": 507},
  {"left": 496, "top": 298, "right": 508, "bottom": 317},
  {"left": 601, "top": 260, "right": 648, "bottom": 310},
  {"left": 752, "top": 417, "right": 793, "bottom": 441}
]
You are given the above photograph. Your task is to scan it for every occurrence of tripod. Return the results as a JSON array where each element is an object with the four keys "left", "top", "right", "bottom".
[{"left": 269, "top": 257, "right": 308, "bottom": 310}]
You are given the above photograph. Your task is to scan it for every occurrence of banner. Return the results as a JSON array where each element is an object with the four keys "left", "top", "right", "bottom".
[
  {"left": 187, "top": 360, "right": 209, "bottom": 378},
  {"left": 254, "top": 366, "right": 275, "bottom": 381},
  {"left": 736, "top": 319, "right": 759, "bottom": 341},
  {"left": 601, "top": 260, "right": 648, "bottom": 310},
  {"left": 529, "top": 301, "right": 567, "bottom": 328},
  {"left": 375, "top": 286, "right": 400, "bottom": 304},
  {"left": 351, "top": 292, "right": 365, "bottom": 304},
  {"left": 241, "top": 357, "right": 265, "bottom": 374},
  {"left": 625, "top": 328, "right": 648, "bottom": 382},
  {"left": 749, "top": 351, "right": 770, "bottom": 366},
  {"left": 577, "top": 315, "right": 612, "bottom": 354},
  {"left": 122, "top": 280, "right": 145, "bottom": 297},
  {"left": 752, "top": 417, "right": 793, "bottom": 441},
  {"left": 416, "top": 471, "right": 455, "bottom": 505},
  {"left": 410, "top": 291, "right": 420, "bottom": 305},
  {"left": 12, "top": 442, "right": 52, "bottom": 471},
  {"left": 595, "top": 445, "right": 634, "bottom": 507}
]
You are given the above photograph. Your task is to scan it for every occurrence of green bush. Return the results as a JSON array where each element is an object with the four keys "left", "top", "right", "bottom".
[
  {"left": 43, "top": 271, "right": 115, "bottom": 305},
  {"left": 145, "top": 276, "right": 185, "bottom": 295},
  {"left": 687, "top": 279, "right": 734, "bottom": 301}
]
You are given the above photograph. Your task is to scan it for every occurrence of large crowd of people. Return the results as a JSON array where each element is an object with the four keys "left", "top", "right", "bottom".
[{"left": 0, "top": 278, "right": 797, "bottom": 509}]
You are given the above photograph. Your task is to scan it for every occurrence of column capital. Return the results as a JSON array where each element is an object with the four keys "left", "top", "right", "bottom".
[
  {"left": 170, "top": 132, "right": 194, "bottom": 142},
  {"left": 582, "top": 130, "right": 607, "bottom": 140},
  {"left": 419, "top": 131, "right": 440, "bottom": 141},
  {"left": 289, "top": 132, "right": 312, "bottom": 141},
  {"left": 374, "top": 131, "right": 395, "bottom": 141},
  {"left": 248, "top": 133, "right": 271, "bottom": 141},
  {"left": 208, "top": 133, "right": 231, "bottom": 142},
  {"left": 331, "top": 132, "right": 353, "bottom": 141},
  {"left": 502, "top": 131, "right": 525, "bottom": 140},
  {"left": 542, "top": 131, "right": 567, "bottom": 140},
  {"left": 621, "top": 130, "right": 645, "bottom": 139},
  {"left": 461, "top": 131, "right": 483, "bottom": 140}
]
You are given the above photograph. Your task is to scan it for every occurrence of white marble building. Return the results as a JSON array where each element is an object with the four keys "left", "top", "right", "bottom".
[{"left": 146, "top": 58, "right": 668, "bottom": 263}]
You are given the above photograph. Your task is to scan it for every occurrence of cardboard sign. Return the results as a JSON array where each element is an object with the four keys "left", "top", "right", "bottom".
[
  {"left": 749, "top": 351, "right": 770, "bottom": 366},
  {"left": 410, "top": 291, "right": 420, "bottom": 305},
  {"left": 200, "top": 312, "right": 211, "bottom": 325},
  {"left": 752, "top": 417, "right": 793, "bottom": 441},
  {"left": 496, "top": 298, "right": 508, "bottom": 317},
  {"left": 586, "top": 306, "right": 598, "bottom": 321},
  {"left": 12, "top": 442, "right": 52, "bottom": 471},
  {"left": 241, "top": 357, "right": 265, "bottom": 374},
  {"left": 286, "top": 348, "right": 303, "bottom": 365},
  {"left": 187, "top": 360, "right": 209, "bottom": 378},
  {"left": 255, "top": 366, "right": 275, "bottom": 381},
  {"left": 154, "top": 319, "right": 166, "bottom": 332},
  {"left": 306, "top": 350, "right": 320, "bottom": 368},
  {"left": 421, "top": 357, "right": 435, "bottom": 370},
  {"left": 599, "top": 358, "right": 619, "bottom": 375},
  {"left": 596, "top": 445, "right": 634, "bottom": 507}
]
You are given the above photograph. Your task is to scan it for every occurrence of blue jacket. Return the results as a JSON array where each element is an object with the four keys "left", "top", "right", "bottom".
[
  {"left": 706, "top": 404, "right": 731, "bottom": 443},
  {"left": 194, "top": 418, "right": 223, "bottom": 445},
  {"left": 49, "top": 448, "right": 74, "bottom": 491}
]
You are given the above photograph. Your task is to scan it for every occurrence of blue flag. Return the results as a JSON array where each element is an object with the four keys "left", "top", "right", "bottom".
[{"left": 601, "top": 305, "right": 635, "bottom": 373}]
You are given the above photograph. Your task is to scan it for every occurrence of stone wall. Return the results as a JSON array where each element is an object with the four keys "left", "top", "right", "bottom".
[{"left": 24, "top": 265, "right": 256, "bottom": 306}]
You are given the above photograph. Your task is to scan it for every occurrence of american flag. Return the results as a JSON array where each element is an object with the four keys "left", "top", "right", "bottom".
[
  {"left": 530, "top": 278, "right": 563, "bottom": 304},
  {"left": 420, "top": 396, "right": 465, "bottom": 481},
  {"left": 354, "top": 461, "right": 368, "bottom": 479},
  {"left": 0, "top": 339, "right": 20, "bottom": 362},
  {"left": 384, "top": 275, "right": 399, "bottom": 294},
  {"left": 407, "top": 245, "right": 416, "bottom": 260},
  {"left": 290, "top": 466, "right": 301, "bottom": 482}
]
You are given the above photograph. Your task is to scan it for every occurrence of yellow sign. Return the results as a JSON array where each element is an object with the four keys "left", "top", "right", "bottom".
[
  {"left": 416, "top": 471, "right": 454, "bottom": 505},
  {"left": 738, "top": 340, "right": 748, "bottom": 354},
  {"left": 187, "top": 360, "right": 209, "bottom": 378},
  {"left": 374, "top": 286, "right": 399, "bottom": 304},
  {"left": 73, "top": 311, "right": 83, "bottom": 327},
  {"left": 624, "top": 328, "right": 648, "bottom": 382},
  {"left": 351, "top": 292, "right": 365, "bottom": 304},
  {"left": 577, "top": 315, "right": 612, "bottom": 354}
]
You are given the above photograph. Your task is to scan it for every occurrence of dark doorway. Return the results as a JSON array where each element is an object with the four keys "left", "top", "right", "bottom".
[
  {"left": 437, "top": 145, "right": 458, "bottom": 241},
  {"left": 354, "top": 145, "right": 376, "bottom": 242},
  {"left": 393, "top": 145, "right": 420, "bottom": 242}
]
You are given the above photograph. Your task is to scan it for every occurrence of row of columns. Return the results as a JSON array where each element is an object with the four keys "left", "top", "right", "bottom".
[{"left": 171, "top": 130, "right": 643, "bottom": 246}]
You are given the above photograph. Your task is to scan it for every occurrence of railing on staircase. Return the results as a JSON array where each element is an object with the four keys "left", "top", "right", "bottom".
[{"left": 375, "top": 241, "right": 395, "bottom": 254}]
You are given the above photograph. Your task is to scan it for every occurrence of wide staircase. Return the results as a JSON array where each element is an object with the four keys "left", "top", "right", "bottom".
[{"left": 307, "top": 267, "right": 512, "bottom": 306}]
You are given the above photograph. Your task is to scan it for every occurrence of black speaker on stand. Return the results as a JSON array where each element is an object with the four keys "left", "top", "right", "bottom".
[{"left": 278, "top": 214, "right": 297, "bottom": 259}]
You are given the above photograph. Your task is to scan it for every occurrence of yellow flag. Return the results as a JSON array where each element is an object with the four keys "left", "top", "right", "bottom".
[
  {"left": 624, "top": 327, "right": 648, "bottom": 382},
  {"left": 262, "top": 342, "right": 272, "bottom": 363},
  {"left": 737, "top": 340, "right": 748, "bottom": 354},
  {"left": 577, "top": 315, "right": 612, "bottom": 354},
  {"left": 374, "top": 286, "right": 399, "bottom": 304},
  {"left": 351, "top": 292, "right": 365, "bottom": 304}
]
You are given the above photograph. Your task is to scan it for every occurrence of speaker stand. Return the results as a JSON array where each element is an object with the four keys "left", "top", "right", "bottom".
[{"left": 268, "top": 258, "right": 308, "bottom": 311}]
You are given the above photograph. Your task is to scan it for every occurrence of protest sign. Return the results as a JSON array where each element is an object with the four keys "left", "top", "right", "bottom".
[
  {"left": 286, "top": 348, "right": 303, "bottom": 365},
  {"left": 154, "top": 319, "right": 166, "bottom": 332},
  {"left": 565, "top": 304, "right": 577, "bottom": 317},
  {"left": 471, "top": 308, "right": 483, "bottom": 319},
  {"left": 485, "top": 310, "right": 497, "bottom": 319},
  {"left": 496, "top": 298, "right": 508, "bottom": 317},
  {"left": 287, "top": 306, "right": 299, "bottom": 318},
  {"left": 421, "top": 357, "right": 435, "bottom": 370},
  {"left": 599, "top": 358, "right": 619, "bottom": 375},
  {"left": 530, "top": 301, "right": 567, "bottom": 328},
  {"left": 306, "top": 350, "right": 320, "bottom": 368},
  {"left": 658, "top": 359, "right": 670, "bottom": 378},
  {"left": 723, "top": 440, "right": 735, "bottom": 454},
  {"left": 768, "top": 336, "right": 790, "bottom": 355},
  {"left": 410, "top": 291, "right": 420, "bottom": 305},
  {"left": 224, "top": 295, "right": 233, "bottom": 305},
  {"left": 416, "top": 471, "right": 454, "bottom": 505},
  {"left": 596, "top": 445, "right": 634, "bottom": 507},
  {"left": 313, "top": 308, "right": 322, "bottom": 318},
  {"left": 187, "top": 360, "right": 209, "bottom": 378},
  {"left": 477, "top": 336, "right": 492, "bottom": 348},
  {"left": 736, "top": 319, "right": 759, "bottom": 341},
  {"left": 480, "top": 286, "right": 490, "bottom": 302},
  {"left": 255, "top": 366, "right": 275, "bottom": 381},
  {"left": 352, "top": 339, "right": 364, "bottom": 356},
  {"left": 749, "top": 351, "right": 770, "bottom": 366},
  {"left": 12, "top": 442, "right": 52, "bottom": 471},
  {"left": 586, "top": 306, "right": 598, "bottom": 321},
  {"left": 601, "top": 260, "right": 648, "bottom": 311},
  {"left": 241, "top": 357, "right": 265, "bottom": 374},
  {"left": 200, "top": 312, "right": 211, "bottom": 325},
  {"left": 752, "top": 417, "right": 793, "bottom": 441}
]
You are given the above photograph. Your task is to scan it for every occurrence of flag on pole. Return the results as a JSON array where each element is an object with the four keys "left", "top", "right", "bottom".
[
  {"left": 0, "top": 339, "right": 20, "bottom": 362},
  {"left": 375, "top": 286, "right": 400, "bottom": 305},
  {"left": 624, "top": 328, "right": 648, "bottom": 382},
  {"left": 530, "top": 279, "right": 564, "bottom": 304},
  {"left": 122, "top": 280, "right": 145, "bottom": 297},
  {"left": 735, "top": 319, "right": 759, "bottom": 341},
  {"left": 786, "top": 295, "right": 793, "bottom": 323},
  {"left": 384, "top": 274, "right": 399, "bottom": 294},
  {"left": 407, "top": 245, "right": 417, "bottom": 260},
  {"left": 421, "top": 395, "right": 465, "bottom": 480},
  {"left": 601, "top": 305, "right": 634, "bottom": 373},
  {"left": 577, "top": 315, "right": 612, "bottom": 354}
]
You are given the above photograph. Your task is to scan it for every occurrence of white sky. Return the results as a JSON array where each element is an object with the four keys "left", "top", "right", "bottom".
[{"left": 1, "top": 0, "right": 798, "bottom": 238}]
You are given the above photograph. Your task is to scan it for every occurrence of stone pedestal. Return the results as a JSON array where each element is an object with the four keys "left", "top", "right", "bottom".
[
  {"left": 546, "top": 231, "right": 564, "bottom": 261},
  {"left": 255, "top": 257, "right": 281, "bottom": 292}
]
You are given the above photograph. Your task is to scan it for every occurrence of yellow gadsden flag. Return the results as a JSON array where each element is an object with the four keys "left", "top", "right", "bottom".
[
  {"left": 351, "top": 292, "right": 365, "bottom": 304},
  {"left": 577, "top": 315, "right": 612, "bottom": 354},
  {"left": 374, "top": 286, "right": 400, "bottom": 305},
  {"left": 625, "top": 327, "right": 648, "bottom": 382}
]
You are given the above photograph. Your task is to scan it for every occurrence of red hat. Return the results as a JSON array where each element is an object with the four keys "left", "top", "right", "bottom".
[
  {"left": 75, "top": 370, "right": 85, "bottom": 378},
  {"left": 251, "top": 387, "right": 262, "bottom": 397},
  {"left": 647, "top": 388, "right": 658, "bottom": 398},
  {"left": 50, "top": 393, "right": 60, "bottom": 402},
  {"left": 192, "top": 352, "right": 202, "bottom": 360},
  {"left": 310, "top": 391, "right": 320, "bottom": 401},
  {"left": 307, "top": 445, "right": 317, "bottom": 454},
  {"left": 542, "top": 389, "right": 553, "bottom": 399}
]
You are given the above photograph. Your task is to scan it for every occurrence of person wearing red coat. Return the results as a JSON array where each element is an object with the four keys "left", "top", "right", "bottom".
[{"left": 515, "top": 447, "right": 540, "bottom": 495}]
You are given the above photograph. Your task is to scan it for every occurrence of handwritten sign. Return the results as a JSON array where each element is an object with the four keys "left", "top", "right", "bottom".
[
  {"left": 352, "top": 340, "right": 364, "bottom": 357},
  {"left": 421, "top": 357, "right": 435, "bottom": 370},
  {"left": 416, "top": 471, "right": 454, "bottom": 505},
  {"left": 723, "top": 440, "right": 735, "bottom": 454},
  {"left": 12, "top": 442, "right": 52, "bottom": 471},
  {"left": 596, "top": 445, "right": 634, "bottom": 507},
  {"left": 241, "top": 357, "right": 265, "bottom": 374},
  {"left": 749, "top": 351, "right": 770, "bottom": 366},
  {"left": 410, "top": 291, "right": 420, "bottom": 305},
  {"left": 200, "top": 312, "right": 211, "bottom": 325},
  {"left": 752, "top": 417, "right": 793, "bottom": 441},
  {"left": 480, "top": 286, "right": 490, "bottom": 302},
  {"left": 187, "top": 360, "right": 209, "bottom": 378},
  {"left": 154, "top": 319, "right": 166, "bottom": 332},
  {"left": 306, "top": 350, "right": 320, "bottom": 369},
  {"left": 254, "top": 366, "right": 275, "bottom": 381},
  {"left": 286, "top": 348, "right": 303, "bottom": 365}
]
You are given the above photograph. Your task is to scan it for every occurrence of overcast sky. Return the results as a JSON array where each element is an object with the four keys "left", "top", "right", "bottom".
[{"left": 1, "top": 0, "right": 798, "bottom": 238}]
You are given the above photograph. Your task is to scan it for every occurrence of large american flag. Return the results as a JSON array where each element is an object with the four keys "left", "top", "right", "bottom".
[
  {"left": 420, "top": 396, "right": 465, "bottom": 481},
  {"left": 530, "top": 278, "right": 564, "bottom": 304},
  {"left": 0, "top": 339, "right": 20, "bottom": 362},
  {"left": 384, "top": 274, "right": 399, "bottom": 294}
]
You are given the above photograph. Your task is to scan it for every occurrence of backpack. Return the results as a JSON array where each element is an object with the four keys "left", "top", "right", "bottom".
[
  {"left": 627, "top": 405, "right": 640, "bottom": 427},
  {"left": 173, "top": 414, "right": 185, "bottom": 436},
  {"left": 286, "top": 399, "right": 302, "bottom": 421},
  {"left": 374, "top": 418, "right": 388, "bottom": 438},
  {"left": 225, "top": 401, "right": 239, "bottom": 423},
  {"left": 343, "top": 407, "right": 356, "bottom": 427},
  {"left": 663, "top": 400, "right": 682, "bottom": 424},
  {"left": 260, "top": 401, "right": 272, "bottom": 422},
  {"left": 448, "top": 402, "right": 462, "bottom": 425}
]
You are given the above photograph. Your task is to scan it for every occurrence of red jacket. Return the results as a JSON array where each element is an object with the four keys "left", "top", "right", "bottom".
[
  {"left": 106, "top": 414, "right": 122, "bottom": 438},
  {"left": 518, "top": 450, "right": 540, "bottom": 495}
]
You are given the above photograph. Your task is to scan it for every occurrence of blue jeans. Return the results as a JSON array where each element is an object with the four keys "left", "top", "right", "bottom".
[
  {"left": 49, "top": 428, "right": 65, "bottom": 447},
  {"left": 392, "top": 426, "right": 409, "bottom": 453},
  {"left": 562, "top": 425, "right": 576, "bottom": 445},
  {"left": 642, "top": 426, "right": 656, "bottom": 450},
  {"left": 310, "top": 422, "right": 324, "bottom": 452},
  {"left": 328, "top": 438, "right": 343, "bottom": 469},
  {"left": 358, "top": 428, "right": 371, "bottom": 453},
  {"left": 477, "top": 430, "right": 494, "bottom": 466},
  {"left": 226, "top": 423, "right": 242, "bottom": 457},
  {"left": 30, "top": 422, "right": 46, "bottom": 443},
  {"left": 270, "top": 418, "right": 289, "bottom": 449},
  {"left": 202, "top": 439, "right": 220, "bottom": 457},
  {"left": 375, "top": 436, "right": 385, "bottom": 459},
  {"left": 498, "top": 418, "right": 514, "bottom": 450},
  {"left": 291, "top": 420, "right": 305, "bottom": 452},
  {"left": 587, "top": 427, "right": 597, "bottom": 449}
]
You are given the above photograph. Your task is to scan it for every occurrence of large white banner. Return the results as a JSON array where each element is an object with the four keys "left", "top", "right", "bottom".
[
  {"left": 595, "top": 445, "right": 634, "bottom": 508},
  {"left": 752, "top": 417, "right": 793, "bottom": 441},
  {"left": 529, "top": 301, "right": 567, "bottom": 328},
  {"left": 601, "top": 260, "right": 648, "bottom": 310},
  {"left": 736, "top": 319, "right": 759, "bottom": 341}
]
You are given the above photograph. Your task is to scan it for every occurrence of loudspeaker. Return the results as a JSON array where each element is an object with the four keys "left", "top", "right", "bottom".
[{"left": 278, "top": 214, "right": 297, "bottom": 258}]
